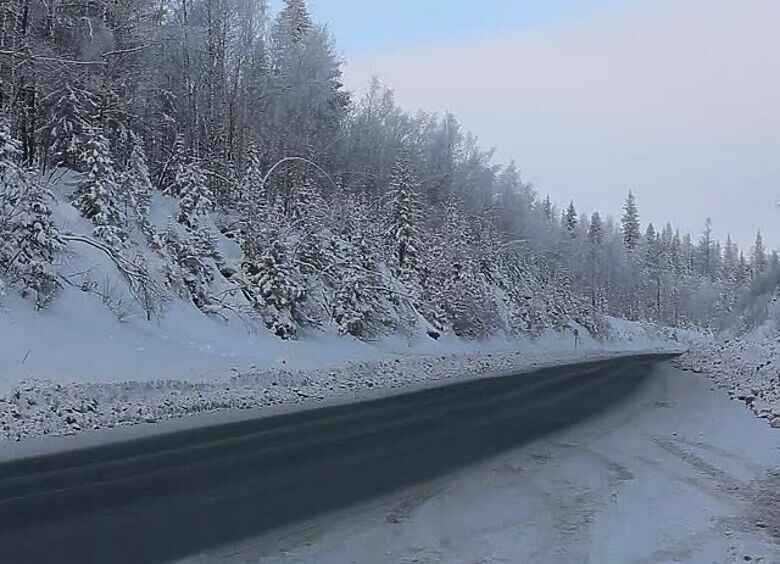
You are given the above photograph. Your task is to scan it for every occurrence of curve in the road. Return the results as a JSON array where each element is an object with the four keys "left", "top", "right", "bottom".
[{"left": 0, "top": 353, "right": 677, "bottom": 564}]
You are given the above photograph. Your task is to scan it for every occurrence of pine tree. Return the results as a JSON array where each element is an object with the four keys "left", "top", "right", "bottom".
[
  {"left": 71, "top": 128, "right": 126, "bottom": 247},
  {"left": 541, "top": 195, "right": 555, "bottom": 223},
  {"left": 621, "top": 191, "right": 641, "bottom": 250},
  {"left": 722, "top": 235, "right": 739, "bottom": 280},
  {"left": 588, "top": 212, "right": 604, "bottom": 246},
  {"left": 10, "top": 181, "right": 64, "bottom": 308},
  {"left": 0, "top": 120, "right": 25, "bottom": 184},
  {"left": 47, "top": 83, "right": 97, "bottom": 169},
  {"left": 266, "top": 0, "right": 348, "bottom": 160},
  {"left": 331, "top": 224, "right": 387, "bottom": 339},
  {"left": 163, "top": 225, "right": 217, "bottom": 309},
  {"left": 237, "top": 148, "right": 272, "bottom": 251},
  {"left": 752, "top": 230, "right": 767, "bottom": 274},
  {"left": 122, "top": 138, "right": 153, "bottom": 221},
  {"left": 386, "top": 155, "right": 421, "bottom": 275},
  {"left": 587, "top": 211, "right": 604, "bottom": 307},
  {"left": 644, "top": 223, "right": 663, "bottom": 319},
  {"left": 243, "top": 232, "right": 304, "bottom": 339},
  {"left": 697, "top": 218, "right": 715, "bottom": 279},
  {"left": 168, "top": 157, "right": 213, "bottom": 229},
  {"left": 1, "top": 120, "right": 25, "bottom": 275},
  {"left": 0, "top": 122, "right": 63, "bottom": 307},
  {"left": 273, "top": 0, "right": 313, "bottom": 49},
  {"left": 563, "top": 201, "right": 578, "bottom": 235}
]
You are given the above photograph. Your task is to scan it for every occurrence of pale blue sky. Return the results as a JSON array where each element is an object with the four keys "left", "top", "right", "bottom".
[
  {"left": 272, "top": 0, "right": 626, "bottom": 54},
  {"left": 271, "top": 1, "right": 780, "bottom": 249}
]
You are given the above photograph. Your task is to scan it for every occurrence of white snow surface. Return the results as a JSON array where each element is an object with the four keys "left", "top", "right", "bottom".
[
  {"left": 178, "top": 364, "right": 780, "bottom": 564},
  {"left": 676, "top": 324, "right": 780, "bottom": 429},
  {"left": 0, "top": 290, "right": 697, "bottom": 442},
  {"left": 0, "top": 172, "right": 706, "bottom": 442}
]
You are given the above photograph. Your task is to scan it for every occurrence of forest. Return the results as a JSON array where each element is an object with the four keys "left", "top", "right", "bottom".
[{"left": 1, "top": 0, "right": 777, "bottom": 341}]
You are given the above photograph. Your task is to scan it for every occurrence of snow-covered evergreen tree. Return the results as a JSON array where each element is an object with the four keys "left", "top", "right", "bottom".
[
  {"left": 237, "top": 148, "right": 271, "bottom": 242},
  {"left": 587, "top": 211, "right": 604, "bottom": 308},
  {"left": 46, "top": 83, "right": 98, "bottom": 169},
  {"left": 9, "top": 181, "right": 64, "bottom": 308},
  {"left": 166, "top": 157, "right": 213, "bottom": 229},
  {"left": 272, "top": 0, "right": 313, "bottom": 48},
  {"left": 752, "top": 230, "right": 767, "bottom": 275},
  {"left": 71, "top": 128, "right": 126, "bottom": 247},
  {"left": 243, "top": 232, "right": 304, "bottom": 339},
  {"left": 163, "top": 225, "right": 218, "bottom": 310},
  {"left": 541, "top": 195, "right": 555, "bottom": 223},
  {"left": 696, "top": 218, "right": 717, "bottom": 279},
  {"left": 621, "top": 191, "right": 641, "bottom": 251},
  {"left": 122, "top": 138, "right": 153, "bottom": 221},
  {"left": 385, "top": 155, "right": 422, "bottom": 277},
  {"left": 0, "top": 121, "right": 64, "bottom": 307},
  {"left": 563, "top": 201, "right": 578, "bottom": 235},
  {"left": 331, "top": 222, "right": 388, "bottom": 339}
]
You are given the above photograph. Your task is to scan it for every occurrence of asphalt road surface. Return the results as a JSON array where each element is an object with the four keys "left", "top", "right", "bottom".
[{"left": 0, "top": 353, "right": 676, "bottom": 564}]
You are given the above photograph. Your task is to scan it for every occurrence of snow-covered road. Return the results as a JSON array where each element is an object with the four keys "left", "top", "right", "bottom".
[{"left": 182, "top": 364, "right": 780, "bottom": 564}]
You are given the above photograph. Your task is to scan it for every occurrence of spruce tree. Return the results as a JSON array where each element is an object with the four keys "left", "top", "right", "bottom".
[
  {"left": 237, "top": 148, "right": 272, "bottom": 253},
  {"left": 386, "top": 155, "right": 422, "bottom": 275},
  {"left": 273, "top": 0, "right": 313, "bottom": 48},
  {"left": 588, "top": 211, "right": 604, "bottom": 307},
  {"left": 0, "top": 122, "right": 63, "bottom": 307},
  {"left": 163, "top": 225, "right": 216, "bottom": 309},
  {"left": 171, "top": 157, "right": 213, "bottom": 229},
  {"left": 243, "top": 233, "right": 304, "bottom": 339},
  {"left": 541, "top": 195, "right": 555, "bottom": 223},
  {"left": 621, "top": 191, "right": 641, "bottom": 250},
  {"left": 644, "top": 223, "right": 663, "bottom": 319},
  {"left": 11, "top": 181, "right": 64, "bottom": 308},
  {"left": 332, "top": 226, "right": 387, "bottom": 339},
  {"left": 752, "top": 230, "right": 767, "bottom": 274},
  {"left": 563, "top": 201, "right": 578, "bottom": 234},
  {"left": 123, "top": 139, "right": 153, "bottom": 221},
  {"left": 71, "top": 128, "right": 126, "bottom": 247},
  {"left": 47, "top": 83, "right": 97, "bottom": 169}
]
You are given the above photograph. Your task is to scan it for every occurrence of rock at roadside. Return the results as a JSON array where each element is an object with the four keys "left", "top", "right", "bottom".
[{"left": 770, "top": 417, "right": 780, "bottom": 429}]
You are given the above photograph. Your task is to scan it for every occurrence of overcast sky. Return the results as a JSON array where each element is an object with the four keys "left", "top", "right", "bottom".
[{"left": 293, "top": 0, "right": 780, "bottom": 249}]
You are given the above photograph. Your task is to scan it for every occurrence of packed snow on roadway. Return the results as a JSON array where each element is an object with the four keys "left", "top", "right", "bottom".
[{"left": 676, "top": 323, "right": 780, "bottom": 429}]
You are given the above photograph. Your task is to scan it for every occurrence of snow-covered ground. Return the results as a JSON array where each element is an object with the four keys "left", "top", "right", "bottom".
[
  {"left": 178, "top": 363, "right": 780, "bottom": 564},
  {"left": 0, "top": 291, "right": 697, "bottom": 442},
  {"left": 0, "top": 170, "right": 707, "bottom": 443},
  {"left": 676, "top": 324, "right": 780, "bottom": 429}
]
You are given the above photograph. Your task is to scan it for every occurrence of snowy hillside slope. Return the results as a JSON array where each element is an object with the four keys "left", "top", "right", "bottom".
[
  {"left": 0, "top": 168, "right": 601, "bottom": 390},
  {"left": 0, "top": 325, "right": 692, "bottom": 442},
  {"left": 0, "top": 171, "right": 710, "bottom": 442}
]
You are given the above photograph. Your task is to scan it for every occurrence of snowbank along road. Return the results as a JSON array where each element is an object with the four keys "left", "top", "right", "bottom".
[
  {"left": 0, "top": 354, "right": 676, "bottom": 564},
  {"left": 184, "top": 360, "right": 780, "bottom": 564}
]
